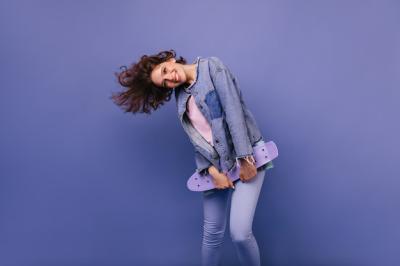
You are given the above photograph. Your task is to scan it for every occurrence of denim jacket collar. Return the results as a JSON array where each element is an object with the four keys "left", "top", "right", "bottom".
[
  {"left": 175, "top": 56, "right": 204, "bottom": 124},
  {"left": 182, "top": 56, "right": 201, "bottom": 94}
]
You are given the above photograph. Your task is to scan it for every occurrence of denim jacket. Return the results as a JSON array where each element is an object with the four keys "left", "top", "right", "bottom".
[{"left": 174, "top": 56, "right": 273, "bottom": 175}]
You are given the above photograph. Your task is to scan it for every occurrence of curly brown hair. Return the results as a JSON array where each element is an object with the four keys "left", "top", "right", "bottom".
[{"left": 110, "top": 49, "right": 187, "bottom": 114}]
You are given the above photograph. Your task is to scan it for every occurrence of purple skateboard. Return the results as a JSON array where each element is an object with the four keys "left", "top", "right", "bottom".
[{"left": 187, "top": 141, "right": 278, "bottom": 192}]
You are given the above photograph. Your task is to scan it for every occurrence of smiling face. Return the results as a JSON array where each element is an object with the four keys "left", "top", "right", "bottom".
[{"left": 150, "top": 58, "right": 188, "bottom": 90}]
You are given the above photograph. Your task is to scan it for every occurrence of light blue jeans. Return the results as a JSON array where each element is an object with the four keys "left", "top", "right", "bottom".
[{"left": 201, "top": 167, "right": 267, "bottom": 266}]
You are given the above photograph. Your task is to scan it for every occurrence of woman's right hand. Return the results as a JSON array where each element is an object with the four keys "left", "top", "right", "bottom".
[{"left": 208, "top": 166, "right": 235, "bottom": 190}]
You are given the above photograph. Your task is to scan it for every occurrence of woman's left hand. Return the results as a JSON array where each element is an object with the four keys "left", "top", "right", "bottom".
[{"left": 238, "top": 156, "right": 257, "bottom": 182}]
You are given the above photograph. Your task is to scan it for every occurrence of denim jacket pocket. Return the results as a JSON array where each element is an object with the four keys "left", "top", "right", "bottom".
[{"left": 204, "top": 90, "right": 223, "bottom": 120}]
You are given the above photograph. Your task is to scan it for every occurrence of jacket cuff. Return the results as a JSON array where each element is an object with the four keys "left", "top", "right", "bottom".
[
  {"left": 235, "top": 154, "right": 255, "bottom": 167},
  {"left": 194, "top": 150, "right": 212, "bottom": 176},
  {"left": 197, "top": 167, "right": 211, "bottom": 176}
]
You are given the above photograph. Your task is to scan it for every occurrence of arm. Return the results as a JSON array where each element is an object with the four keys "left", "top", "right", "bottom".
[{"left": 210, "top": 58, "right": 254, "bottom": 163}]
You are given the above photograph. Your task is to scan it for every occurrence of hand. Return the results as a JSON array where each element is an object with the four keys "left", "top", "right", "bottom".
[
  {"left": 238, "top": 156, "right": 257, "bottom": 182},
  {"left": 208, "top": 166, "right": 235, "bottom": 190}
]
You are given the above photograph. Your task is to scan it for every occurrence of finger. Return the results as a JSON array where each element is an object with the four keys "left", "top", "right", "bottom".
[{"left": 229, "top": 179, "right": 235, "bottom": 189}]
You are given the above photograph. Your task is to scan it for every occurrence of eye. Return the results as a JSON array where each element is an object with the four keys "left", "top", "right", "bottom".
[{"left": 162, "top": 67, "right": 167, "bottom": 88}]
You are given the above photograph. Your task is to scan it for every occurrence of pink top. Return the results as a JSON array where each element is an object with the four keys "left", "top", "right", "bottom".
[
  {"left": 186, "top": 95, "right": 214, "bottom": 146},
  {"left": 186, "top": 94, "right": 256, "bottom": 168}
]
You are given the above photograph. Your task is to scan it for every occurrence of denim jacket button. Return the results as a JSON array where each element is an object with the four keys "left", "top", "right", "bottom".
[{"left": 215, "top": 139, "right": 219, "bottom": 143}]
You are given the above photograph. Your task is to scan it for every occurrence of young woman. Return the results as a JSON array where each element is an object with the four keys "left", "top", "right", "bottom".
[{"left": 112, "top": 49, "right": 274, "bottom": 266}]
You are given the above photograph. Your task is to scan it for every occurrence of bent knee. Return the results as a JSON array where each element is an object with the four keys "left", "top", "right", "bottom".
[
  {"left": 230, "top": 230, "right": 253, "bottom": 242},
  {"left": 203, "top": 221, "right": 226, "bottom": 243}
]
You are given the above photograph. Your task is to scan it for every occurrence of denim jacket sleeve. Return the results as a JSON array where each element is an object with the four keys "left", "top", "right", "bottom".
[
  {"left": 210, "top": 58, "right": 254, "bottom": 160},
  {"left": 194, "top": 150, "right": 212, "bottom": 176}
]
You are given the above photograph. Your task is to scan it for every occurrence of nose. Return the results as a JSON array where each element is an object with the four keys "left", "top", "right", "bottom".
[{"left": 167, "top": 70, "right": 175, "bottom": 81}]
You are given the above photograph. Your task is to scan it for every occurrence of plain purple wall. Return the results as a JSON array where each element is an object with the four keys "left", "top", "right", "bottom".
[{"left": 0, "top": 1, "right": 399, "bottom": 265}]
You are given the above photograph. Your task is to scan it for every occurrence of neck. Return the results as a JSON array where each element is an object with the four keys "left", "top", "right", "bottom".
[{"left": 183, "top": 63, "right": 197, "bottom": 86}]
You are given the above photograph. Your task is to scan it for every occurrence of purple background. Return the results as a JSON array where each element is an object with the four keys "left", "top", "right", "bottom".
[{"left": 1, "top": 1, "right": 399, "bottom": 265}]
